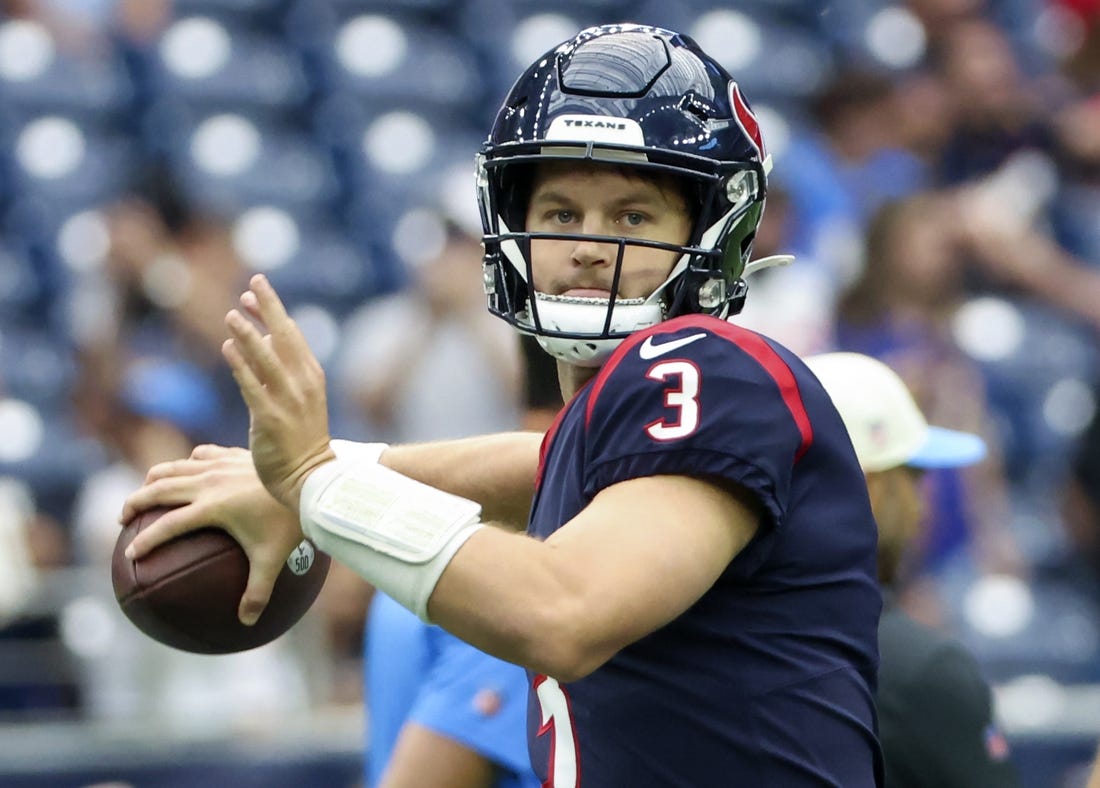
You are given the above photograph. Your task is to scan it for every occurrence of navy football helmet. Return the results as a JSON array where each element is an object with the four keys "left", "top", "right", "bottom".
[{"left": 478, "top": 23, "right": 774, "bottom": 365}]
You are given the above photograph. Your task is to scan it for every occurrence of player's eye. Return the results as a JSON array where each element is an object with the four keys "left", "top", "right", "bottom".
[
  {"left": 620, "top": 212, "right": 646, "bottom": 227},
  {"left": 554, "top": 209, "right": 575, "bottom": 224}
]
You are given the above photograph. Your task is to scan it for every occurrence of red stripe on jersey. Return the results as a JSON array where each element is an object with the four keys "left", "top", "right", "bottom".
[
  {"left": 691, "top": 316, "right": 813, "bottom": 461},
  {"left": 729, "top": 81, "right": 765, "bottom": 159}
]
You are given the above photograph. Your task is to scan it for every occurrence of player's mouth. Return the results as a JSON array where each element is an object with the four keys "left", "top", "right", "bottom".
[{"left": 560, "top": 287, "right": 613, "bottom": 298}]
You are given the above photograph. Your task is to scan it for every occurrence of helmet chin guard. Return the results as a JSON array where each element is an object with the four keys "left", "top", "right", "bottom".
[{"left": 523, "top": 294, "right": 666, "bottom": 366}]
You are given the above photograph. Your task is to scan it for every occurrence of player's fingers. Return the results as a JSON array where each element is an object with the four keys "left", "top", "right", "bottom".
[
  {"left": 225, "top": 309, "right": 287, "bottom": 392},
  {"left": 248, "top": 273, "right": 291, "bottom": 328},
  {"left": 240, "top": 289, "right": 262, "bottom": 323},
  {"left": 190, "top": 443, "right": 240, "bottom": 460},
  {"left": 144, "top": 458, "right": 200, "bottom": 484},
  {"left": 120, "top": 477, "right": 200, "bottom": 524},
  {"left": 247, "top": 276, "right": 317, "bottom": 373},
  {"left": 238, "top": 560, "right": 280, "bottom": 626},
  {"left": 222, "top": 337, "right": 271, "bottom": 413},
  {"left": 123, "top": 503, "right": 207, "bottom": 560}
]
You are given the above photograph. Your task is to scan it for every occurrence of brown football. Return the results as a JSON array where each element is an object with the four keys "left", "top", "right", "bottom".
[{"left": 112, "top": 506, "right": 330, "bottom": 654}]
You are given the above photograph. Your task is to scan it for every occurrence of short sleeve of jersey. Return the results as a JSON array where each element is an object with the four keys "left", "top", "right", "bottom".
[{"left": 582, "top": 317, "right": 811, "bottom": 532}]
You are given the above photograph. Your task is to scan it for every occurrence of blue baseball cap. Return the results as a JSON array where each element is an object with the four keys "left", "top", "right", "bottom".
[{"left": 121, "top": 358, "right": 220, "bottom": 437}]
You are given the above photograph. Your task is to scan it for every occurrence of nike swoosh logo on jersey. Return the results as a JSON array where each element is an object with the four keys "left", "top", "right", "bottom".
[{"left": 638, "top": 332, "right": 707, "bottom": 360}]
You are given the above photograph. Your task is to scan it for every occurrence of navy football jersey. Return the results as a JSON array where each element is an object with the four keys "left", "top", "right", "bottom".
[{"left": 527, "top": 315, "right": 884, "bottom": 787}]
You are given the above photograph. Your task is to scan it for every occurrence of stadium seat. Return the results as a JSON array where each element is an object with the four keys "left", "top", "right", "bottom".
[
  {"left": 462, "top": 5, "right": 834, "bottom": 108},
  {"left": 230, "top": 205, "right": 383, "bottom": 313},
  {"left": 292, "top": 0, "right": 460, "bottom": 28},
  {"left": 303, "top": 11, "right": 485, "bottom": 116},
  {"left": 464, "top": 3, "right": 620, "bottom": 101},
  {"left": 157, "top": 110, "right": 341, "bottom": 217},
  {"left": 0, "top": 18, "right": 135, "bottom": 128},
  {"left": 145, "top": 16, "right": 311, "bottom": 120},
  {"left": 0, "top": 402, "right": 106, "bottom": 526},
  {"left": 467, "top": 0, "right": 628, "bottom": 22},
  {"left": 7, "top": 116, "right": 140, "bottom": 213},
  {"left": 330, "top": 103, "right": 483, "bottom": 218},
  {"left": 973, "top": 301, "right": 1100, "bottom": 489},
  {"left": 953, "top": 573, "right": 1100, "bottom": 685},
  {"left": 168, "top": 0, "right": 289, "bottom": 31},
  {"left": 0, "top": 325, "right": 77, "bottom": 414},
  {"left": 315, "top": 0, "right": 457, "bottom": 11},
  {"left": 0, "top": 241, "right": 47, "bottom": 328},
  {"left": 691, "top": 12, "right": 834, "bottom": 101},
  {"left": 2, "top": 198, "right": 107, "bottom": 298}
]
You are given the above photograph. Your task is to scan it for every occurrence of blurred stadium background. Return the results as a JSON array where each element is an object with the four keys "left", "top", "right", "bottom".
[{"left": 1, "top": 0, "right": 1099, "bottom": 786}]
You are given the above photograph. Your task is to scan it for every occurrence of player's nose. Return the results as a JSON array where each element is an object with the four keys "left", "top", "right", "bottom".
[{"left": 570, "top": 224, "right": 615, "bottom": 268}]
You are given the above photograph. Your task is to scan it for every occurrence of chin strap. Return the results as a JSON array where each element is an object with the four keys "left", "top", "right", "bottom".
[{"left": 743, "top": 254, "right": 795, "bottom": 278}]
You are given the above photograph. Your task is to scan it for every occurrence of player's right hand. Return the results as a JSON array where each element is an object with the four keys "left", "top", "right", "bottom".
[
  {"left": 223, "top": 275, "right": 337, "bottom": 513},
  {"left": 120, "top": 444, "right": 306, "bottom": 626}
]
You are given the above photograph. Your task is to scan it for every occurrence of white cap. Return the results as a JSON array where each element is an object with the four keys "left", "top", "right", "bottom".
[{"left": 804, "top": 352, "right": 987, "bottom": 473}]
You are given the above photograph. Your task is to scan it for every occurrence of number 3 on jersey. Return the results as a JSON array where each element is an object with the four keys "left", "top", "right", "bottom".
[
  {"left": 645, "top": 360, "right": 701, "bottom": 441},
  {"left": 535, "top": 675, "right": 579, "bottom": 788}
]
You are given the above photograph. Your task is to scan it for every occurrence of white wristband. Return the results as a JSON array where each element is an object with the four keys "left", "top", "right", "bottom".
[
  {"left": 300, "top": 458, "right": 482, "bottom": 622},
  {"left": 330, "top": 439, "right": 388, "bottom": 465}
]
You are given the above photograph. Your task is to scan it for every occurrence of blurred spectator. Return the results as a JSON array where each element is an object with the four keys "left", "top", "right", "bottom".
[
  {"left": 321, "top": 210, "right": 523, "bottom": 711},
  {"left": 835, "top": 194, "right": 1022, "bottom": 600},
  {"left": 778, "top": 67, "right": 931, "bottom": 281},
  {"left": 932, "top": 16, "right": 1057, "bottom": 183},
  {"left": 1050, "top": 92, "right": 1100, "bottom": 263},
  {"left": 68, "top": 170, "right": 251, "bottom": 448},
  {"left": 954, "top": 169, "right": 1100, "bottom": 331},
  {"left": 360, "top": 302, "right": 555, "bottom": 788},
  {"left": 73, "top": 357, "right": 220, "bottom": 544},
  {"left": 335, "top": 215, "right": 522, "bottom": 444},
  {"left": 892, "top": 69, "right": 959, "bottom": 167}
]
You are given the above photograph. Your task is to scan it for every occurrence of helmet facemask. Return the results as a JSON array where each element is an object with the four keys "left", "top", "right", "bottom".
[{"left": 479, "top": 146, "right": 768, "bottom": 365}]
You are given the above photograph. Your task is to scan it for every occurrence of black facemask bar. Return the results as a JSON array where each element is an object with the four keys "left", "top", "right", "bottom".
[
  {"left": 484, "top": 231, "right": 722, "bottom": 339},
  {"left": 479, "top": 150, "right": 767, "bottom": 340}
]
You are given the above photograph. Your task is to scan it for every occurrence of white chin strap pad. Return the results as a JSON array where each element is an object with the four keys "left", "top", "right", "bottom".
[
  {"left": 526, "top": 293, "right": 664, "bottom": 366},
  {"left": 300, "top": 455, "right": 483, "bottom": 622}
]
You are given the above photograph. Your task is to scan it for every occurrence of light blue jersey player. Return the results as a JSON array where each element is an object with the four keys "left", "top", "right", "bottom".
[{"left": 365, "top": 592, "right": 539, "bottom": 788}]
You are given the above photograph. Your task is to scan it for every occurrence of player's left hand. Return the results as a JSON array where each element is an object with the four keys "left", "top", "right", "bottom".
[
  {"left": 120, "top": 444, "right": 307, "bottom": 625},
  {"left": 223, "top": 273, "right": 337, "bottom": 512}
]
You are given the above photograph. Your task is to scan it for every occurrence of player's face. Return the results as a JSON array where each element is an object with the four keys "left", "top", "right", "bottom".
[{"left": 524, "top": 162, "right": 693, "bottom": 300}]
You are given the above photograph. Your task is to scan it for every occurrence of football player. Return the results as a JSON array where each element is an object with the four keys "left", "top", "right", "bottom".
[{"left": 125, "top": 25, "right": 884, "bottom": 786}]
